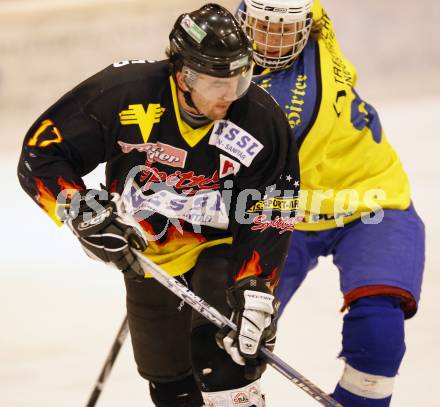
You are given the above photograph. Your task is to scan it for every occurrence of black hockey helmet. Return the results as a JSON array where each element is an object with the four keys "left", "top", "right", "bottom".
[{"left": 169, "top": 3, "right": 253, "bottom": 78}]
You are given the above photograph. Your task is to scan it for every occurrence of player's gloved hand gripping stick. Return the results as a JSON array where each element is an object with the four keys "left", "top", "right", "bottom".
[
  {"left": 216, "top": 276, "right": 279, "bottom": 381},
  {"left": 67, "top": 191, "right": 148, "bottom": 281},
  {"left": 67, "top": 193, "right": 341, "bottom": 406},
  {"left": 131, "top": 249, "right": 343, "bottom": 407}
]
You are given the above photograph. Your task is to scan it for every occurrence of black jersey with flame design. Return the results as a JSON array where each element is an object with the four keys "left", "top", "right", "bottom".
[{"left": 18, "top": 60, "right": 300, "bottom": 284}]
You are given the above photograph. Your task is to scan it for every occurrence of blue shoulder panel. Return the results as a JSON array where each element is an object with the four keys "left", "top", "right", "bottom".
[{"left": 252, "top": 40, "right": 320, "bottom": 145}]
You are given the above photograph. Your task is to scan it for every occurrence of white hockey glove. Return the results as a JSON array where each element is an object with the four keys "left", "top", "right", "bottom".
[
  {"left": 216, "top": 277, "right": 279, "bottom": 381},
  {"left": 68, "top": 191, "right": 148, "bottom": 280}
]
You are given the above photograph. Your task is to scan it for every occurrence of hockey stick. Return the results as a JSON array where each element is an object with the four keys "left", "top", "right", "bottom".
[
  {"left": 85, "top": 315, "right": 129, "bottom": 407},
  {"left": 131, "top": 249, "right": 343, "bottom": 407}
]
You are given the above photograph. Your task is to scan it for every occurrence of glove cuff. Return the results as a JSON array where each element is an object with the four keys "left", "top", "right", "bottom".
[
  {"left": 231, "top": 276, "right": 272, "bottom": 294},
  {"left": 69, "top": 190, "right": 116, "bottom": 237},
  {"left": 243, "top": 290, "right": 275, "bottom": 314}
]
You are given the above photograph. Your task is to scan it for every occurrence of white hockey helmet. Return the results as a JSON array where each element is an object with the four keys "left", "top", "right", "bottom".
[{"left": 237, "top": 0, "right": 313, "bottom": 69}]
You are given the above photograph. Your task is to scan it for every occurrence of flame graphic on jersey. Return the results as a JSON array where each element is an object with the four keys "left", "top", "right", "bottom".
[
  {"left": 109, "top": 179, "right": 118, "bottom": 193},
  {"left": 138, "top": 219, "right": 206, "bottom": 254},
  {"left": 235, "top": 250, "right": 263, "bottom": 282},
  {"left": 34, "top": 177, "right": 84, "bottom": 225},
  {"left": 235, "top": 250, "right": 280, "bottom": 288},
  {"left": 266, "top": 267, "right": 280, "bottom": 290},
  {"left": 56, "top": 177, "right": 84, "bottom": 198},
  {"left": 34, "top": 178, "right": 62, "bottom": 225}
]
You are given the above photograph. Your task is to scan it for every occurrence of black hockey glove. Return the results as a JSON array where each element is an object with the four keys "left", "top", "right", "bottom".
[
  {"left": 68, "top": 191, "right": 148, "bottom": 280},
  {"left": 216, "top": 277, "right": 279, "bottom": 381}
]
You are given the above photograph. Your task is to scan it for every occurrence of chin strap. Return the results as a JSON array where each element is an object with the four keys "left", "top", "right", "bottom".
[
  {"left": 176, "top": 80, "right": 202, "bottom": 114},
  {"left": 183, "top": 89, "right": 198, "bottom": 110}
]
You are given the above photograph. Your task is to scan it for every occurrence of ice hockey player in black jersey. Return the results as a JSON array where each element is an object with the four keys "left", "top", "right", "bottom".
[{"left": 17, "top": 4, "right": 300, "bottom": 406}]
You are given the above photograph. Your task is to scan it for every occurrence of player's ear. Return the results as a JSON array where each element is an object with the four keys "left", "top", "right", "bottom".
[{"left": 176, "top": 70, "right": 189, "bottom": 92}]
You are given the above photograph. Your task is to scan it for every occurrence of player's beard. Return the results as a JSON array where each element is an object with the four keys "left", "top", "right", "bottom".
[
  {"left": 205, "top": 103, "right": 231, "bottom": 120},
  {"left": 192, "top": 93, "right": 232, "bottom": 121}
]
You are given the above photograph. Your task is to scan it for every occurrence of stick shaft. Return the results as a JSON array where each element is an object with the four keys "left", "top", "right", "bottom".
[
  {"left": 133, "top": 250, "right": 342, "bottom": 407},
  {"left": 85, "top": 315, "right": 129, "bottom": 407}
]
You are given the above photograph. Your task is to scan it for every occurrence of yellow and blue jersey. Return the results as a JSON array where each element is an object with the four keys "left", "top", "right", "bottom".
[{"left": 251, "top": 0, "right": 410, "bottom": 231}]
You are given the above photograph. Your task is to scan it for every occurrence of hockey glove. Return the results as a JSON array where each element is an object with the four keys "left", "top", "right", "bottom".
[
  {"left": 68, "top": 191, "right": 148, "bottom": 280},
  {"left": 216, "top": 276, "right": 279, "bottom": 381}
]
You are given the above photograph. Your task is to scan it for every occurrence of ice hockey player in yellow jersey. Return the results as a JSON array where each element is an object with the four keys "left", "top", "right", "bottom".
[{"left": 238, "top": 0, "right": 425, "bottom": 405}]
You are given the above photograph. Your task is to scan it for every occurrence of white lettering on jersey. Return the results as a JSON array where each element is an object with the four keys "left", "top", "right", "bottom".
[
  {"left": 112, "top": 59, "right": 155, "bottom": 67},
  {"left": 125, "top": 184, "right": 229, "bottom": 230},
  {"left": 210, "top": 120, "right": 264, "bottom": 167},
  {"left": 219, "top": 154, "right": 241, "bottom": 178}
]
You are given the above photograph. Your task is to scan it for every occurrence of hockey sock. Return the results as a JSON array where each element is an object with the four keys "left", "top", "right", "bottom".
[{"left": 333, "top": 296, "right": 406, "bottom": 406}]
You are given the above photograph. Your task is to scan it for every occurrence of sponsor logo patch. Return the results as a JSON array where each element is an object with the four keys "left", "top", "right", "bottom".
[
  {"left": 181, "top": 15, "right": 207, "bottom": 43},
  {"left": 139, "top": 166, "right": 219, "bottom": 195},
  {"left": 232, "top": 391, "right": 250, "bottom": 405},
  {"left": 219, "top": 154, "right": 241, "bottom": 178},
  {"left": 251, "top": 214, "right": 304, "bottom": 234},
  {"left": 210, "top": 120, "right": 264, "bottom": 167},
  {"left": 246, "top": 197, "right": 299, "bottom": 213},
  {"left": 118, "top": 141, "right": 187, "bottom": 168},
  {"left": 119, "top": 103, "right": 165, "bottom": 142},
  {"left": 126, "top": 183, "right": 229, "bottom": 230}
]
